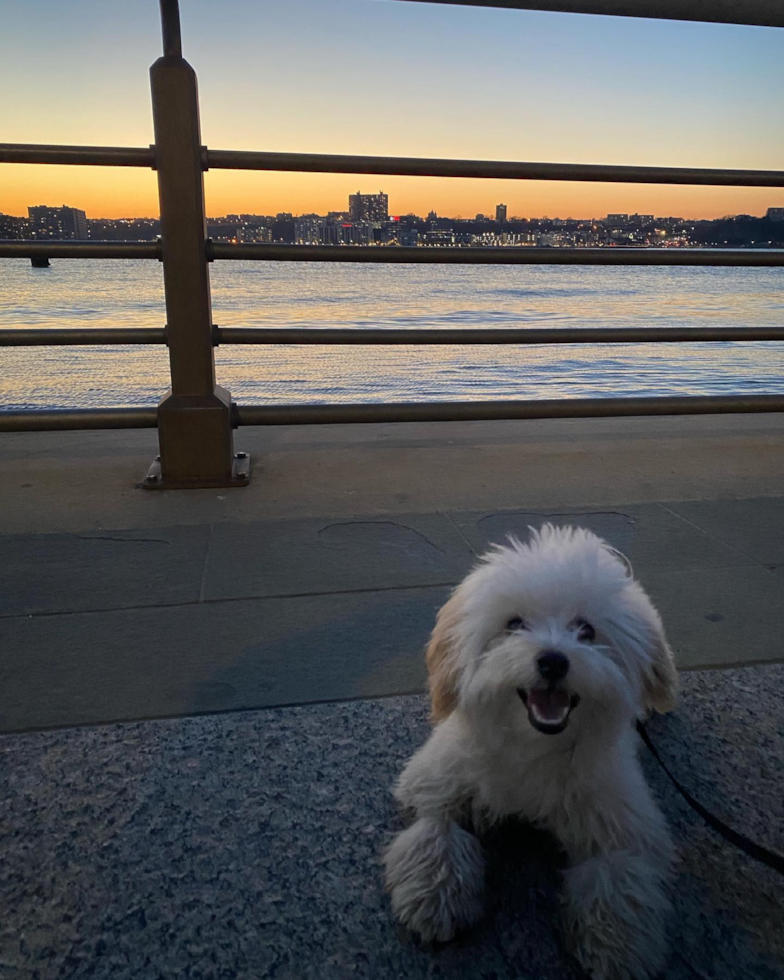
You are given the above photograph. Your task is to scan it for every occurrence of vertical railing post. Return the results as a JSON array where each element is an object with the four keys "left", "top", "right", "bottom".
[{"left": 143, "top": 0, "right": 249, "bottom": 489}]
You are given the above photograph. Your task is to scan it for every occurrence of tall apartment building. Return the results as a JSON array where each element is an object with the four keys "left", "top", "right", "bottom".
[
  {"left": 348, "top": 191, "right": 388, "bottom": 222},
  {"left": 767, "top": 207, "right": 784, "bottom": 222},
  {"left": 0, "top": 212, "right": 29, "bottom": 238},
  {"left": 495, "top": 203, "right": 507, "bottom": 223},
  {"left": 294, "top": 216, "right": 324, "bottom": 244},
  {"left": 28, "top": 205, "right": 89, "bottom": 239}
]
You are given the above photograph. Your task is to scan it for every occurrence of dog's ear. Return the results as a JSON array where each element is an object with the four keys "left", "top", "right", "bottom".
[
  {"left": 645, "top": 638, "right": 679, "bottom": 715},
  {"left": 426, "top": 588, "right": 465, "bottom": 723},
  {"left": 628, "top": 585, "right": 679, "bottom": 715}
]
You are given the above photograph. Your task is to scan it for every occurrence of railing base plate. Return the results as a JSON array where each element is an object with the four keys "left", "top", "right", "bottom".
[{"left": 140, "top": 451, "right": 250, "bottom": 491}]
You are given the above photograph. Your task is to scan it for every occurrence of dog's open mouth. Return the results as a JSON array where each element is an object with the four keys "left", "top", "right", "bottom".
[{"left": 517, "top": 687, "right": 580, "bottom": 735}]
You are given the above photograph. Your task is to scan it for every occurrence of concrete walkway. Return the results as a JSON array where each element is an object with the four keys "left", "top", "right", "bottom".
[
  {"left": 1, "top": 415, "right": 783, "bottom": 978},
  {"left": 1, "top": 415, "right": 784, "bottom": 732}
]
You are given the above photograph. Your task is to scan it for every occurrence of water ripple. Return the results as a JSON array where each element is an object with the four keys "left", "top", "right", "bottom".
[{"left": 1, "top": 259, "right": 782, "bottom": 408}]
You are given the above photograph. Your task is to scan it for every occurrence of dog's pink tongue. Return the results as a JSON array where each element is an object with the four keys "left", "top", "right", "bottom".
[{"left": 527, "top": 688, "right": 570, "bottom": 721}]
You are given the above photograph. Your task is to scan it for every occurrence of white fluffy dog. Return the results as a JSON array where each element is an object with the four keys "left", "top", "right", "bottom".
[{"left": 384, "top": 524, "right": 678, "bottom": 980}]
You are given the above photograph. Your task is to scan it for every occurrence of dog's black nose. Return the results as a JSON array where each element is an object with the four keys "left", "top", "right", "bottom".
[{"left": 537, "top": 651, "right": 569, "bottom": 682}]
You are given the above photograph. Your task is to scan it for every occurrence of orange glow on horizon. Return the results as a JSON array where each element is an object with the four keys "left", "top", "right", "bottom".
[
  {"left": 2, "top": 164, "right": 783, "bottom": 222},
  {"left": 3, "top": 0, "right": 783, "bottom": 224}
]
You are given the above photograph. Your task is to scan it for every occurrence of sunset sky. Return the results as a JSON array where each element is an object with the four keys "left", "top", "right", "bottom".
[{"left": 2, "top": 0, "right": 784, "bottom": 220}]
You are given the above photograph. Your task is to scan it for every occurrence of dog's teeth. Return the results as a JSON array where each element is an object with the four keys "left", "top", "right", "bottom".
[{"left": 531, "top": 704, "right": 570, "bottom": 725}]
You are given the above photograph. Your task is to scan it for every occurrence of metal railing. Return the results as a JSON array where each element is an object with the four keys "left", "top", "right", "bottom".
[
  {"left": 7, "top": 325, "right": 784, "bottom": 348},
  {"left": 1, "top": 0, "right": 782, "bottom": 488},
  {"left": 209, "top": 244, "right": 784, "bottom": 266},
  {"left": 388, "top": 0, "right": 784, "bottom": 29},
  {"left": 5, "top": 144, "right": 784, "bottom": 187}
]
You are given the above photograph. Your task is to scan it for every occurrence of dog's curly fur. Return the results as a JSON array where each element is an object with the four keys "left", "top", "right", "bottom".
[{"left": 384, "top": 525, "right": 678, "bottom": 980}]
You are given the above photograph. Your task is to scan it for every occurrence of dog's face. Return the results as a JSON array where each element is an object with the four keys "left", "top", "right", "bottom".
[{"left": 427, "top": 525, "right": 677, "bottom": 735}]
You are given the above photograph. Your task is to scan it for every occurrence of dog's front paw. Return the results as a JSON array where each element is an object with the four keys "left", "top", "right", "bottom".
[
  {"left": 563, "top": 852, "right": 669, "bottom": 980},
  {"left": 384, "top": 817, "right": 485, "bottom": 942}
]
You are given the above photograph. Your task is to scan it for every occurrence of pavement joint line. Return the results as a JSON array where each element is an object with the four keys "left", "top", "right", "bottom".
[
  {"left": 0, "top": 554, "right": 774, "bottom": 621},
  {"left": 0, "top": 688, "right": 431, "bottom": 738},
  {"left": 0, "top": 580, "right": 459, "bottom": 622},
  {"left": 2, "top": 659, "right": 782, "bottom": 739},
  {"left": 655, "top": 501, "right": 770, "bottom": 567}
]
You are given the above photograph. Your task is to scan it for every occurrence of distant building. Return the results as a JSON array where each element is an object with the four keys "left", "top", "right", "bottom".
[
  {"left": 338, "top": 220, "right": 377, "bottom": 245},
  {"left": 0, "top": 212, "right": 28, "bottom": 238},
  {"left": 423, "top": 230, "right": 455, "bottom": 246},
  {"left": 28, "top": 205, "right": 88, "bottom": 239},
  {"left": 236, "top": 225, "right": 271, "bottom": 243},
  {"left": 349, "top": 191, "right": 388, "bottom": 222},
  {"left": 767, "top": 207, "right": 784, "bottom": 222},
  {"left": 495, "top": 203, "right": 507, "bottom": 223},
  {"left": 272, "top": 215, "right": 295, "bottom": 242},
  {"left": 293, "top": 216, "right": 379, "bottom": 246},
  {"left": 294, "top": 216, "right": 324, "bottom": 244},
  {"left": 87, "top": 218, "right": 160, "bottom": 240},
  {"left": 605, "top": 213, "right": 629, "bottom": 227}
]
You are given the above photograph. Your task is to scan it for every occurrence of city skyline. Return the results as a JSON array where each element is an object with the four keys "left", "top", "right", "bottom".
[
  {"left": 2, "top": 1, "right": 784, "bottom": 220},
  {"left": 6, "top": 199, "right": 782, "bottom": 251},
  {"left": 0, "top": 196, "right": 784, "bottom": 227},
  {"left": 3, "top": 199, "right": 783, "bottom": 226}
]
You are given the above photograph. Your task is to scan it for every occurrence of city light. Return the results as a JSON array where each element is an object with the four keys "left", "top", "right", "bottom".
[{"left": 1, "top": 199, "right": 782, "bottom": 249}]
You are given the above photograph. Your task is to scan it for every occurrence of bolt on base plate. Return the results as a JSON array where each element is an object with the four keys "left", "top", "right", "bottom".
[{"left": 140, "top": 451, "right": 250, "bottom": 490}]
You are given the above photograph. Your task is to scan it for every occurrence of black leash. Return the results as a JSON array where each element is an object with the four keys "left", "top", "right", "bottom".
[{"left": 636, "top": 721, "right": 784, "bottom": 876}]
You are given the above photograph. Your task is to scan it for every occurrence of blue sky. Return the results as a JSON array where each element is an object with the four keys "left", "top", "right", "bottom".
[{"left": 2, "top": 0, "right": 783, "bottom": 217}]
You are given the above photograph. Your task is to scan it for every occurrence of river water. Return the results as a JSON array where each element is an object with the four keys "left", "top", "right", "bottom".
[{"left": 1, "top": 259, "right": 782, "bottom": 409}]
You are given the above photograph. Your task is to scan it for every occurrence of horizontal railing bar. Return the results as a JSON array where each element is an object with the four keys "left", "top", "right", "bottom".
[
  {"left": 210, "top": 244, "right": 784, "bottom": 267},
  {"left": 3, "top": 241, "right": 781, "bottom": 267},
  {"left": 0, "top": 240, "right": 161, "bottom": 259},
  {"left": 0, "top": 408, "right": 158, "bottom": 432},
  {"left": 5, "top": 142, "right": 782, "bottom": 186},
  {"left": 236, "top": 394, "right": 784, "bottom": 426},
  {"left": 387, "top": 0, "right": 784, "bottom": 29},
  {"left": 0, "top": 328, "right": 167, "bottom": 347},
  {"left": 0, "top": 143, "right": 155, "bottom": 167},
  {"left": 218, "top": 326, "right": 784, "bottom": 345},
  {"left": 207, "top": 149, "right": 784, "bottom": 187},
  {"left": 2, "top": 395, "right": 782, "bottom": 433},
  {"left": 2, "top": 326, "right": 781, "bottom": 349}
]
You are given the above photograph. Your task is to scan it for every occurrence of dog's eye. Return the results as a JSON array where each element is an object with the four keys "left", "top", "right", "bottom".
[
  {"left": 505, "top": 617, "right": 527, "bottom": 632},
  {"left": 575, "top": 619, "right": 595, "bottom": 642}
]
